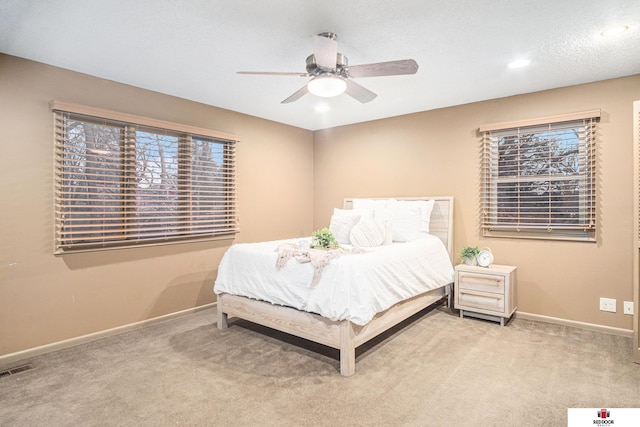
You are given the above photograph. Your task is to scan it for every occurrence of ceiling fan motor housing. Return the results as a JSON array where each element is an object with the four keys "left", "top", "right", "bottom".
[{"left": 306, "top": 52, "right": 349, "bottom": 77}]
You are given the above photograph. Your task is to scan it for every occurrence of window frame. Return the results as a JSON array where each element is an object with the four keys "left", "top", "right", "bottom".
[
  {"left": 479, "top": 110, "right": 600, "bottom": 242},
  {"left": 52, "top": 101, "right": 240, "bottom": 254}
]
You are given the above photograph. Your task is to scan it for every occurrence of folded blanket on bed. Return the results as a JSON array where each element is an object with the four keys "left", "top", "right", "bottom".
[{"left": 275, "top": 243, "right": 366, "bottom": 288}]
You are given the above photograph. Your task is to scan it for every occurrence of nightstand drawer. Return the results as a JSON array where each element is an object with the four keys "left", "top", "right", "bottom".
[
  {"left": 454, "top": 264, "right": 517, "bottom": 326},
  {"left": 458, "top": 271, "right": 505, "bottom": 294},
  {"left": 457, "top": 289, "right": 505, "bottom": 312}
]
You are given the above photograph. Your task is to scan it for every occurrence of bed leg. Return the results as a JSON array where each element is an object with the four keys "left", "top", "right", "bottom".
[
  {"left": 340, "top": 321, "right": 356, "bottom": 377},
  {"left": 217, "top": 297, "right": 228, "bottom": 330}
]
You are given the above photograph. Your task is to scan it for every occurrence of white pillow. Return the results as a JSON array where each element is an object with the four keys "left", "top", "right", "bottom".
[
  {"left": 386, "top": 200, "right": 435, "bottom": 242},
  {"left": 349, "top": 218, "right": 386, "bottom": 247},
  {"left": 379, "top": 219, "right": 393, "bottom": 245},
  {"left": 335, "top": 207, "right": 374, "bottom": 219},
  {"left": 386, "top": 204, "right": 422, "bottom": 242},
  {"left": 329, "top": 209, "right": 362, "bottom": 244},
  {"left": 373, "top": 208, "right": 393, "bottom": 245},
  {"left": 418, "top": 199, "right": 436, "bottom": 233}
]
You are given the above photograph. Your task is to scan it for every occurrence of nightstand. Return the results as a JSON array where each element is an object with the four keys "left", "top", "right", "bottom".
[{"left": 454, "top": 264, "right": 517, "bottom": 326}]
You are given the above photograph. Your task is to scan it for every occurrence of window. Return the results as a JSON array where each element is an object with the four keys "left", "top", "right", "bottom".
[
  {"left": 480, "top": 110, "right": 600, "bottom": 241},
  {"left": 53, "top": 102, "right": 239, "bottom": 253}
]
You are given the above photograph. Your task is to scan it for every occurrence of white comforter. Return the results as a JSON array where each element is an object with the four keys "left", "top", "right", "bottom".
[{"left": 214, "top": 234, "right": 454, "bottom": 325}]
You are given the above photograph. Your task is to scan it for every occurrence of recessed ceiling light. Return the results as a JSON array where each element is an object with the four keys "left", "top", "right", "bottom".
[
  {"left": 600, "top": 25, "right": 629, "bottom": 37},
  {"left": 508, "top": 59, "right": 531, "bottom": 69}
]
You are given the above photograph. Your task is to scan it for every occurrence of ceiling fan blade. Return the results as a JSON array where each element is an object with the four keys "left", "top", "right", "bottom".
[
  {"left": 344, "top": 79, "right": 377, "bottom": 103},
  {"left": 312, "top": 34, "right": 338, "bottom": 70},
  {"left": 237, "top": 71, "right": 310, "bottom": 76},
  {"left": 347, "top": 59, "right": 419, "bottom": 78},
  {"left": 281, "top": 84, "right": 309, "bottom": 104}
]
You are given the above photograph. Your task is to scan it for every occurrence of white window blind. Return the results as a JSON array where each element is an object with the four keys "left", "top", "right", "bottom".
[
  {"left": 480, "top": 111, "right": 599, "bottom": 241},
  {"left": 53, "top": 105, "right": 239, "bottom": 253}
]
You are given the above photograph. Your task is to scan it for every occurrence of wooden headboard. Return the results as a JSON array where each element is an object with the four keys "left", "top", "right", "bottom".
[{"left": 342, "top": 196, "right": 454, "bottom": 261}]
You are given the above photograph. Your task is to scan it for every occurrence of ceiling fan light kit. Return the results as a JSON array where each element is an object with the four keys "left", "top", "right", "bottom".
[
  {"left": 307, "top": 75, "right": 346, "bottom": 97},
  {"left": 238, "top": 32, "right": 419, "bottom": 104}
]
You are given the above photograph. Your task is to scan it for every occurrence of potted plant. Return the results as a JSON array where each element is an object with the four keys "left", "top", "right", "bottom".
[
  {"left": 311, "top": 228, "right": 340, "bottom": 250},
  {"left": 460, "top": 246, "right": 480, "bottom": 265}
]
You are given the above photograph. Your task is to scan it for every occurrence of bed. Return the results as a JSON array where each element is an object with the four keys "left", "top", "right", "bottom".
[{"left": 214, "top": 196, "right": 455, "bottom": 376}]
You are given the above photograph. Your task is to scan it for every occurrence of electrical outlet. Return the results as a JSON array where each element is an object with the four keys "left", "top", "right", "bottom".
[
  {"left": 599, "top": 297, "right": 616, "bottom": 313},
  {"left": 624, "top": 301, "right": 634, "bottom": 315}
]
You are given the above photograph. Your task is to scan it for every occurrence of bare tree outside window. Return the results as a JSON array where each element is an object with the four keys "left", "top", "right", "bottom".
[
  {"left": 61, "top": 119, "right": 123, "bottom": 243},
  {"left": 54, "top": 110, "right": 238, "bottom": 253},
  {"left": 134, "top": 130, "right": 180, "bottom": 237},
  {"left": 481, "top": 116, "right": 597, "bottom": 241}
]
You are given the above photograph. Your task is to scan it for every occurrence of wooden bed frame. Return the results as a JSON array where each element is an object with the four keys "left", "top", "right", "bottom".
[{"left": 217, "top": 196, "right": 454, "bottom": 376}]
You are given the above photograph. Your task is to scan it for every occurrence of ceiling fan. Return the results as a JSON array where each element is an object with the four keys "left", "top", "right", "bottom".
[{"left": 237, "top": 32, "right": 419, "bottom": 104}]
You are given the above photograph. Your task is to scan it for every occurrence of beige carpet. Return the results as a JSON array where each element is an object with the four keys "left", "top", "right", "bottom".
[{"left": 1, "top": 305, "right": 639, "bottom": 426}]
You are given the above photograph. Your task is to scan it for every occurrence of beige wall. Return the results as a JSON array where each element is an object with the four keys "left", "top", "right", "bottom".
[
  {"left": 2, "top": 52, "right": 638, "bottom": 358},
  {"left": 0, "top": 54, "right": 314, "bottom": 356},
  {"left": 314, "top": 74, "right": 640, "bottom": 330}
]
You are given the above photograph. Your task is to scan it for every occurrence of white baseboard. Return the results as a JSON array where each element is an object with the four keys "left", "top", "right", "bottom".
[
  {"left": 515, "top": 311, "right": 633, "bottom": 338},
  {"left": 0, "top": 303, "right": 217, "bottom": 368}
]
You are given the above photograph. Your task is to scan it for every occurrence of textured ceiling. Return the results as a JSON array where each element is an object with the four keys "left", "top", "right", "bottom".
[{"left": 1, "top": 0, "right": 639, "bottom": 130}]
